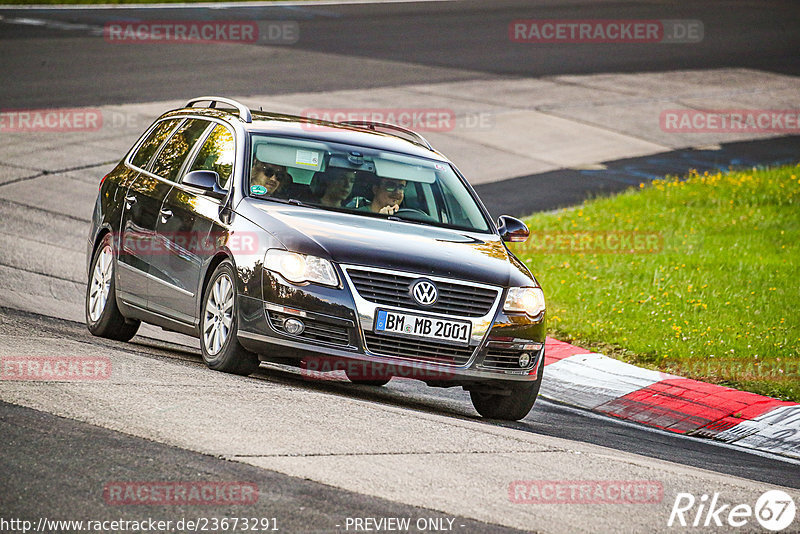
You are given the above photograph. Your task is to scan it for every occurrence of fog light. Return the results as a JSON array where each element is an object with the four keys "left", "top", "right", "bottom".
[
  {"left": 518, "top": 352, "right": 531, "bottom": 368},
  {"left": 284, "top": 318, "right": 305, "bottom": 335}
]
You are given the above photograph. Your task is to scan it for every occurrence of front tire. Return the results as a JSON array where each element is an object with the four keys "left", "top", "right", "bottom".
[
  {"left": 344, "top": 367, "right": 391, "bottom": 387},
  {"left": 86, "top": 233, "right": 140, "bottom": 342},
  {"left": 200, "top": 260, "right": 260, "bottom": 376},
  {"left": 469, "top": 365, "right": 543, "bottom": 421}
]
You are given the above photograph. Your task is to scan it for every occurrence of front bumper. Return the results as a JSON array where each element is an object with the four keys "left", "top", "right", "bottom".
[{"left": 236, "top": 266, "right": 545, "bottom": 384}]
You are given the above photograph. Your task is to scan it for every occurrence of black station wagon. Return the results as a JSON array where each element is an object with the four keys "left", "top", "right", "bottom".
[{"left": 86, "top": 96, "right": 546, "bottom": 420}]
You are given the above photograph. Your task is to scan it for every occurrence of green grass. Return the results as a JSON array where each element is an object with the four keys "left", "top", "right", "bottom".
[{"left": 509, "top": 164, "right": 800, "bottom": 402}]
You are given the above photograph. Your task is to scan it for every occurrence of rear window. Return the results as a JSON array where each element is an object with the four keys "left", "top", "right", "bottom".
[{"left": 130, "top": 119, "right": 180, "bottom": 169}]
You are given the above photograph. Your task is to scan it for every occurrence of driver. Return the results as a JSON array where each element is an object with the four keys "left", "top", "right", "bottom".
[
  {"left": 251, "top": 157, "right": 290, "bottom": 195},
  {"left": 368, "top": 178, "right": 407, "bottom": 215}
]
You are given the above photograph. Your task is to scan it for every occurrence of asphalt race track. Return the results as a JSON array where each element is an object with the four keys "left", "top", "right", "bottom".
[
  {"left": 1, "top": 1, "right": 799, "bottom": 533},
  {"left": 1, "top": 0, "right": 799, "bottom": 107}
]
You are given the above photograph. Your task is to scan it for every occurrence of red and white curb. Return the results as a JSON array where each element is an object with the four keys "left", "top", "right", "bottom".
[{"left": 541, "top": 338, "right": 800, "bottom": 459}]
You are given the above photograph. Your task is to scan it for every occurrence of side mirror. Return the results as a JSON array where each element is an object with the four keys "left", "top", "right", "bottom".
[
  {"left": 183, "top": 170, "right": 226, "bottom": 200},
  {"left": 497, "top": 215, "right": 529, "bottom": 243}
]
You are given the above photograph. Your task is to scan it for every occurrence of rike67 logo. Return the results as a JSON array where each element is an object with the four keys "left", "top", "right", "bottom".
[{"left": 668, "top": 490, "right": 796, "bottom": 531}]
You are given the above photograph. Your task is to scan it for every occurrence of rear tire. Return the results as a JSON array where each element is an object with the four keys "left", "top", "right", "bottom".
[
  {"left": 200, "top": 260, "right": 260, "bottom": 376},
  {"left": 469, "top": 364, "right": 543, "bottom": 421},
  {"left": 86, "top": 233, "right": 140, "bottom": 342}
]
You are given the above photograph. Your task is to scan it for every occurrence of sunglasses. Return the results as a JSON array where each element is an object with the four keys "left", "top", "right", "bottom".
[
  {"left": 381, "top": 182, "right": 407, "bottom": 193},
  {"left": 253, "top": 162, "right": 289, "bottom": 180}
]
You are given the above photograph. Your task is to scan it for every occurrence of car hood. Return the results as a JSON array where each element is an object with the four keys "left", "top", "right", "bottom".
[{"left": 241, "top": 201, "right": 534, "bottom": 287}]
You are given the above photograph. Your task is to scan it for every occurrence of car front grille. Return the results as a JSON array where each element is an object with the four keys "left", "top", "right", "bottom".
[
  {"left": 346, "top": 268, "right": 499, "bottom": 317},
  {"left": 363, "top": 332, "right": 474, "bottom": 366},
  {"left": 268, "top": 311, "right": 351, "bottom": 347},
  {"left": 481, "top": 346, "right": 539, "bottom": 370}
]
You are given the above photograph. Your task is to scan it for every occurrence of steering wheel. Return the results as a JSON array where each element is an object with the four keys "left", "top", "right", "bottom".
[{"left": 394, "top": 208, "right": 435, "bottom": 222}]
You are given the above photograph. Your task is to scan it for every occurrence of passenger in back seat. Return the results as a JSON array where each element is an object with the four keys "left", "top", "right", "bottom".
[{"left": 317, "top": 168, "right": 357, "bottom": 207}]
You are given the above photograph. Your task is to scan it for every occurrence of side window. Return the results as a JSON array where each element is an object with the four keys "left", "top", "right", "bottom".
[
  {"left": 186, "top": 125, "right": 236, "bottom": 189},
  {"left": 150, "top": 119, "right": 210, "bottom": 182},
  {"left": 130, "top": 119, "right": 180, "bottom": 169}
]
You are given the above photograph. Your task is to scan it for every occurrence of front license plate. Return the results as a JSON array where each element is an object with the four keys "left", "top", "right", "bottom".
[{"left": 374, "top": 310, "right": 471, "bottom": 346}]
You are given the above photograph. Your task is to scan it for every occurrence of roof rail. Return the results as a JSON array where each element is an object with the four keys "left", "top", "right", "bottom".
[
  {"left": 186, "top": 96, "right": 252, "bottom": 123},
  {"left": 339, "top": 120, "right": 434, "bottom": 151}
]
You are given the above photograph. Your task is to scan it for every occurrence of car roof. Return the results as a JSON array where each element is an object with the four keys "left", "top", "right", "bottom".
[{"left": 162, "top": 96, "right": 451, "bottom": 163}]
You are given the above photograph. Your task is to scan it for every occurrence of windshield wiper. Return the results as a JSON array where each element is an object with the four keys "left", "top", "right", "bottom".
[
  {"left": 259, "top": 197, "right": 316, "bottom": 209},
  {"left": 386, "top": 214, "right": 429, "bottom": 227}
]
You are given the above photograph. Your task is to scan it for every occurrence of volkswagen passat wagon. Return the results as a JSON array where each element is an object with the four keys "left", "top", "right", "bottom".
[{"left": 86, "top": 97, "right": 546, "bottom": 420}]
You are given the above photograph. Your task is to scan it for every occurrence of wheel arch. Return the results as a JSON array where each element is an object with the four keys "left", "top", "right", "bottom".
[{"left": 88, "top": 225, "right": 114, "bottom": 279}]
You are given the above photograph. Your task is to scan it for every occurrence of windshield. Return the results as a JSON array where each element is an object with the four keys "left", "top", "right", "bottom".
[{"left": 247, "top": 134, "right": 490, "bottom": 232}]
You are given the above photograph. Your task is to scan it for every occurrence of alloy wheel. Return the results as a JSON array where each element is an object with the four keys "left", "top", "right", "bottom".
[
  {"left": 88, "top": 245, "right": 113, "bottom": 323},
  {"left": 203, "top": 273, "right": 234, "bottom": 355}
]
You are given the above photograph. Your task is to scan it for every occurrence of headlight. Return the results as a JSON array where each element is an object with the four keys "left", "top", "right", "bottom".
[
  {"left": 503, "top": 287, "right": 545, "bottom": 317},
  {"left": 265, "top": 249, "right": 338, "bottom": 287}
]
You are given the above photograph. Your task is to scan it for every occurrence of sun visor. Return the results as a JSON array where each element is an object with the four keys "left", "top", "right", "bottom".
[
  {"left": 255, "top": 142, "right": 326, "bottom": 172},
  {"left": 374, "top": 154, "right": 437, "bottom": 184}
]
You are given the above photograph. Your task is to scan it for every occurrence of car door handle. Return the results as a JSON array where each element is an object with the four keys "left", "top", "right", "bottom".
[
  {"left": 160, "top": 208, "right": 173, "bottom": 222},
  {"left": 124, "top": 195, "right": 137, "bottom": 208}
]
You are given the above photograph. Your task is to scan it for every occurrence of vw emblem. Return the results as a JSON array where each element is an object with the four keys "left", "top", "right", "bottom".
[{"left": 411, "top": 280, "right": 438, "bottom": 306}]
